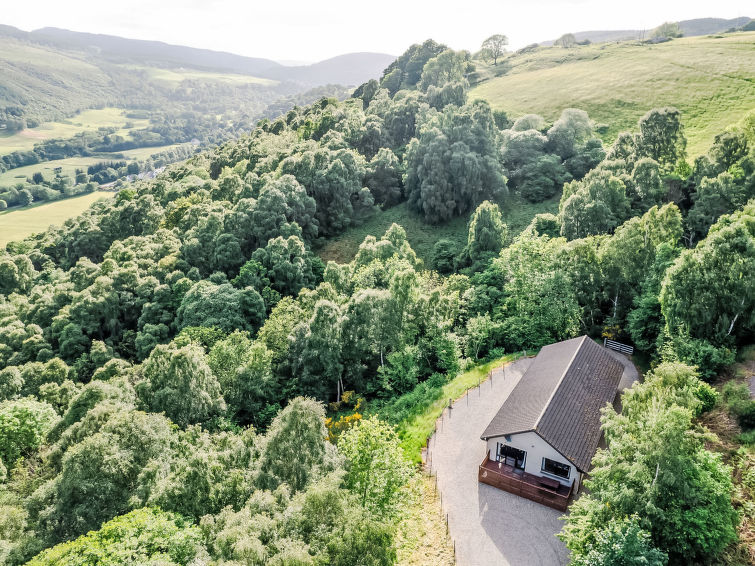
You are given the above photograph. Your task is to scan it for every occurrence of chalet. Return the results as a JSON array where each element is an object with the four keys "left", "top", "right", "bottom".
[{"left": 478, "top": 336, "right": 623, "bottom": 511}]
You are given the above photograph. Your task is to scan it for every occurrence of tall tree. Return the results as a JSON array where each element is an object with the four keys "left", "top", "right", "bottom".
[{"left": 481, "top": 34, "right": 509, "bottom": 65}]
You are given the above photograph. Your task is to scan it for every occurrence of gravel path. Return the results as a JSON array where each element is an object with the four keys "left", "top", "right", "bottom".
[
  {"left": 427, "top": 357, "right": 568, "bottom": 566},
  {"left": 426, "top": 351, "right": 640, "bottom": 566}
]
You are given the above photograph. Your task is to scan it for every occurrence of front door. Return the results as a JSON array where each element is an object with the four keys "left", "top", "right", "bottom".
[{"left": 498, "top": 444, "right": 526, "bottom": 470}]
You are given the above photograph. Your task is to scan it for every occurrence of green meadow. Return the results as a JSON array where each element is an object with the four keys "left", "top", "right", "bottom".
[
  {"left": 0, "top": 190, "right": 113, "bottom": 247},
  {"left": 0, "top": 108, "right": 150, "bottom": 155},
  {"left": 471, "top": 32, "right": 755, "bottom": 157}
]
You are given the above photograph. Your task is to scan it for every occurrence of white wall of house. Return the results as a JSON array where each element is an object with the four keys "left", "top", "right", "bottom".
[{"left": 486, "top": 431, "right": 582, "bottom": 491}]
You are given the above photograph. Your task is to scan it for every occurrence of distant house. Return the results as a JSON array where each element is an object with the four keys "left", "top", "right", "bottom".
[{"left": 478, "top": 336, "right": 623, "bottom": 511}]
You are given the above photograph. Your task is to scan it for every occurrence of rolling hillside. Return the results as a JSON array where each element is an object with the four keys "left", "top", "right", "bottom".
[
  {"left": 541, "top": 16, "right": 752, "bottom": 45},
  {"left": 471, "top": 32, "right": 755, "bottom": 156}
]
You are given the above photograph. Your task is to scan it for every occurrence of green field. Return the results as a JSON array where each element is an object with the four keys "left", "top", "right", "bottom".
[
  {"left": 471, "top": 32, "right": 755, "bottom": 157},
  {"left": 122, "top": 65, "right": 279, "bottom": 87},
  {"left": 0, "top": 191, "right": 113, "bottom": 247},
  {"left": 0, "top": 107, "right": 150, "bottom": 155},
  {"left": 317, "top": 195, "right": 559, "bottom": 265},
  {"left": 0, "top": 143, "right": 186, "bottom": 186}
]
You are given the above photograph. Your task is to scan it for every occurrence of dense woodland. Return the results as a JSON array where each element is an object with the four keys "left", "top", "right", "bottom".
[{"left": 0, "top": 39, "right": 754, "bottom": 564}]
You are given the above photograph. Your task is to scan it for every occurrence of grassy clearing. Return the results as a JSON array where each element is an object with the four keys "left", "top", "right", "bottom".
[
  {"left": 0, "top": 157, "right": 109, "bottom": 185},
  {"left": 0, "top": 108, "right": 150, "bottom": 155},
  {"left": 317, "top": 194, "right": 559, "bottom": 266},
  {"left": 116, "top": 143, "right": 191, "bottom": 160},
  {"left": 0, "top": 191, "right": 113, "bottom": 247},
  {"left": 395, "top": 475, "right": 455, "bottom": 566},
  {"left": 122, "top": 65, "right": 279, "bottom": 87},
  {"left": 471, "top": 32, "right": 755, "bottom": 157}
]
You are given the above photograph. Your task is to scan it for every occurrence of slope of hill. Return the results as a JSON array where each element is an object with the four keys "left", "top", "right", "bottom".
[
  {"left": 266, "top": 52, "right": 397, "bottom": 87},
  {"left": 542, "top": 16, "right": 751, "bottom": 45},
  {"left": 471, "top": 32, "right": 755, "bottom": 156}
]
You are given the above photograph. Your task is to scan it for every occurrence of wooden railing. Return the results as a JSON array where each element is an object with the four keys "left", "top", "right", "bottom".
[
  {"left": 478, "top": 454, "right": 573, "bottom": 512},
  {"left": 604, "top": 338, "right": 634, "bottom": 355}
]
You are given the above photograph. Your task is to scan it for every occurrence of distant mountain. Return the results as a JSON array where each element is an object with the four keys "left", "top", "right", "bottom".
[
  {"left": 677, "top": 17, "right": 752, "bottom": 36},
  {"left": 263, "top": 53, "right": 397, "bottom": 87},
  {"left": 9, "top": 27, "right": 394, "bottom": 87},
  {"left": 29, "top": 27, "right": 283, "bottom": 76},
  {"left": 542, "top": 16, "right": 751, "bottom": 45}
]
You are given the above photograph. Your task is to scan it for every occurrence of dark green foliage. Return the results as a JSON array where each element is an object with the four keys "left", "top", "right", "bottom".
[
  {"left": 635, "top": 107, "right": 687, "bottom": 170},
  {"left": 405, "top": 100, "right": 507, "bottom": 222},
  {"left": 431, "top": 239, "right": 459, "bottom": 274},
  {"left": 177, "top": 280, "right": 265, "bottom": 333}
]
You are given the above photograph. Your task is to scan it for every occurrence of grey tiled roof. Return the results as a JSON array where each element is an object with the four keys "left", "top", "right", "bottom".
[{"left": 480, "top": 336, "right": 623, "bottom": 472}]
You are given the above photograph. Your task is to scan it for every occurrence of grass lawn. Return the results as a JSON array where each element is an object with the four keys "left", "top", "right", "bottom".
[
  {"left": 471, "top": 32, "right": 755, "bottom": 157},
  {"left": 0, "top": 191, "right": 113, "bottom": 247},
  {"left": 317, "top": 194, "right": 559, "bottom": 266},
  {"left": 0, "top": 108, "right": 150, "bottom": 155},
  {"left": 388, "top": 354, "right": 524, "bottom": 465}
]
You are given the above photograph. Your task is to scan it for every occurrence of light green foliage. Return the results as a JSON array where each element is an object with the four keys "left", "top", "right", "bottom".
[
  {"left": 495, "top": 236, "right": 580, "bottom": 350},
  {"left": 338, "top": 416, "right": 413, "bottom": 518},
  {"left": 466, "top": 200, "right": 508, "bottom": 263},
  {"left": 208, "top": 332, "right": 275, "bottom": 426},
  {"left": 0, "top": 398, "right": 58, "bottom": 467},
  {"left": 258, "top": 397, "right": 331, "bottom": 492},
  {"left": 559, "top": 169, "right": 631, "bottom": 239},
  {"left": 33, "top": 410, "right": 174, "bottom": 541},
  {"left": 139, "top": 342, "right": 226, "bottom": 426},
  {"left": 138, "top": 427, "right": 256, "bottom": 520},
  {"left": 652, "top": 22, "right": 683, "bottom": 39},
  {"left": 571, "top": 516, "right": 668, "bottom": 566},
  {"left": 27, "top": 508, "right": 206, "bottom": 566},
  {"left": 560, "top": 363, "right": 738, "bottom": 565},
  {"left": 419, "top": 49, "right": 469, "bottom": 91}
]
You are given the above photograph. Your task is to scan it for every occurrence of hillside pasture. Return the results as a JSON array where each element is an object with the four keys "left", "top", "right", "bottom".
[
  {"left": 471, "top": 32, "right": 755, "bottom": 157},
  {"left": 317, "top": 195, "right": 559, "bottom": 265},
  {"left": 0, "top": 190, "right": 113, "bottom": 247}
]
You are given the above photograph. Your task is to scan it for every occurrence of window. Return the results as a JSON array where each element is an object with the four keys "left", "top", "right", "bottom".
[
  {"left": 497, "top": 444, "right": 526, "bottom": 469},
  {"left": 541, "top": 458, "right": 570, "bottom": 479}
]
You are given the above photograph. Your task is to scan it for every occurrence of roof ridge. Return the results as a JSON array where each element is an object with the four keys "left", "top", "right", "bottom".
[{"left": 533, "top": 335, "right": 587, "bottom": 431}]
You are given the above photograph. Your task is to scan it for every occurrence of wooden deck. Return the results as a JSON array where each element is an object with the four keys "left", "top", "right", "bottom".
[{"left": 478, "top": 454, "right": 573, "bottom": 511}]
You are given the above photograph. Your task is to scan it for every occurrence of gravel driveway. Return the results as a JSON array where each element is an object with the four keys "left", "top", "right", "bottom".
[{"left": 426, "top": 352, "right": 639, "bottom": 566}]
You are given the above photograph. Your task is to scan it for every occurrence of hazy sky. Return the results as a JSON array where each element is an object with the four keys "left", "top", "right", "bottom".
[{"left": 5, "top": 0, "right": 753, "bottom": 63}]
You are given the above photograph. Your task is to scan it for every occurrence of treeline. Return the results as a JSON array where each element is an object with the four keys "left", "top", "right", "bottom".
[
  {"left": 0, "top": 38, "right": 753, "bottom": 563},
  {"left": 0, "top": 146, "right": 199, "bottom": 210}
]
